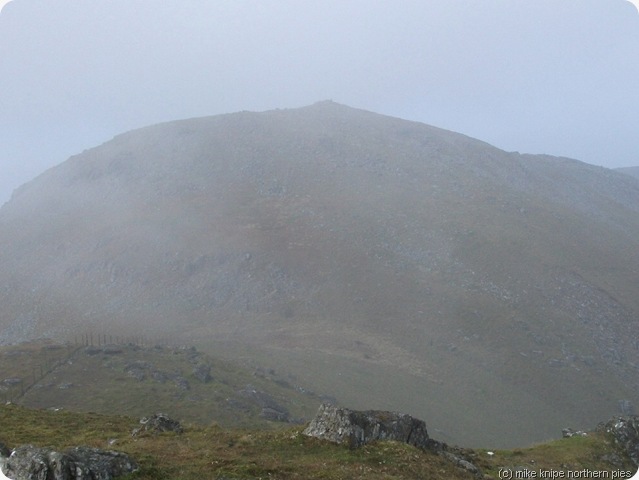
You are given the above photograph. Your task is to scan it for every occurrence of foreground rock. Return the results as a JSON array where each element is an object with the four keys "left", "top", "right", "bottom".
[
  {"left": 601, "top": 416, "right": 639, "bottom": 466},
  {"left": 303, "top": 403, "right": 480, "bottom": 475},
  {"left": 303, "top": 403, "right": 431, "bottom": 449},
  {"left": 1, "top": 444, "right": 138, "bottom": 480}
]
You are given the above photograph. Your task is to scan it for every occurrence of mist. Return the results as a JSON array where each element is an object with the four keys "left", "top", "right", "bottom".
[{"left": 1, "top": 0, "right": 638, "bottom": 204}]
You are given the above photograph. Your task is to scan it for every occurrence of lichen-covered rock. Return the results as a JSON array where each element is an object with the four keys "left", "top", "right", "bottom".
[
  {"left": 2, "top": 444, "right": 137, "bottom": 480},
  {"left": 303, "top": 403, "right": 430, "bottom": 449},
  {"left": 601, "top": 416, "right": 639, "bottom": 466}
]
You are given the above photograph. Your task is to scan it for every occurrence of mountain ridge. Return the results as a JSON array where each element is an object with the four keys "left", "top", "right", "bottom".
[
  {"left": 1, "top": 102, "right": 638, "bottom": 447},
  {"left": 617, "top": 166, "right": 639, "bottom": 181}
]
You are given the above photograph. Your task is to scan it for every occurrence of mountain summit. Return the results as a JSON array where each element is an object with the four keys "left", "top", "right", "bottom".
[{"left": 1, "top": 102, "right": 638, "bottom": 447}]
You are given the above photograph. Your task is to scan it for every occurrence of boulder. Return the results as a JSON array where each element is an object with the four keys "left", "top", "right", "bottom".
[
  {"left": 2, "top": 444, "right": 137, "bottom": 480},
  {"left": 303, "top": 404, "right": 482, "bottom": 475},
  {"left": 3, "top": 445, "right": 73, "bottom": 480},
  {"left": 601, "top": 416, "right": 639, "bottom": 466},
  {"left": 133, "top": 413, "right": 183, "bottom": 435},
  {"left": 303, "top": 403, "right": 430, "bottom": 449}
]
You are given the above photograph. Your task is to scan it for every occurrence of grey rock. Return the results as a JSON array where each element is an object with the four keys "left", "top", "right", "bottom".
[
  {"left": 66, "top": 447, "right": 138, "bottom": 480},
  {"left": 193, "top": 363, "right": 211, "bottom": 383},
  {"left": 2, "top": 444, "right": 137, "bottom": 480},
  {"left": 600, "top": 452, "right": 624, "bottom": 468},
  {"left": 562, "top": 428, "right": 587, "bottom": 438},
  {"left": 302, "top": 403, "right": 430, "bottom": 449},
  {"left": 133, "top": 413, "right": 183, "bottom": 435},
  {"left": 441, "top": 451, "right": 481, "bottom": 475},
  {"left": 302, "top": 403, "right": 481, "bottom": 475},
  {"left": 14, "top": 447, "right": 75, "bottom": 480},
  {"left": 237, "top": 385, "right": 289, "bottom": 422},
  {"left": 601, "top": 416, "right": 639, "bottom": 466}
]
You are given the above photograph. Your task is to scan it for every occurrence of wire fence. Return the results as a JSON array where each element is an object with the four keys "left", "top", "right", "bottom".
[{"left": 1, "top": 332, "right": 176, "bottom": 404}]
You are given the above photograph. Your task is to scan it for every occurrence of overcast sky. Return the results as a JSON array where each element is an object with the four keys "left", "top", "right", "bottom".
[{"left": 1, "top": 0, "right": 638, "bottom": 204}]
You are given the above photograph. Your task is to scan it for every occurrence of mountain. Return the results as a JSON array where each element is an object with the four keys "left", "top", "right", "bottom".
[
  {"left": 1, "top": 101, "right": 638, "bottom": 447},
  {"left": 617, "top": 166, "right": 639, "bottom": 181}
]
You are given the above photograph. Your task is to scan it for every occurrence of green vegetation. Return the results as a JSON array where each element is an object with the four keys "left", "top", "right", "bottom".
[
  {"left": 0, "top": 403, "right": 635, "bottom": 480},
  {"left": 0, "top": 340, "right": 321, "bottom": 430}
]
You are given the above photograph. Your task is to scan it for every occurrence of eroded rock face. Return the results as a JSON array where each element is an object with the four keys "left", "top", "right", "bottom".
[
  {"left": 302, "top": 403, "right": 430, "bottom": 449},
  {"left": 602, "top": 416, "right": 639, "bottom": 466},
  {"left": 2, "top": 444, "right": 138, "bottom": 480}
]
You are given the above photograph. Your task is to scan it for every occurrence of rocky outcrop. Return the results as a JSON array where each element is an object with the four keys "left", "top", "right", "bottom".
[
  {"left": 303, "top": 403, "right": 430, "bottom": 449},
  {"left": 122, "top": 361, "right": 189, "bottom": 390},
  {"left": 601, "top": 416, "right": 639, "bottom": 466},
  {"left": 192, "top": 363, "right": 211, "bottom": 383},
  {"left": 237, "top": 385, "right": 290, "bottom": 423},
  {"left": 303, "top": 403, "right": 481, "bottom": 475},
  {"left": 132, "top": 413, "right": 183, "bottom": 435},
  {"left": 562, "top": 427, "right": 588, "bottom": 438},
  {"left": 1, "top": 444, "right": 137, "bottom": 480}
]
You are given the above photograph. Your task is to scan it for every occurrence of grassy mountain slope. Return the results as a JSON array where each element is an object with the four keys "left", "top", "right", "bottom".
[
  {"left": 0, "top": 403, "right": 635, "bottom": 480},
  {"left": 1, "top": 102, "right": 638, "bottom": 447},
  {"left": 0, "top": 340, "right": 324, "bottom": 429}
]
